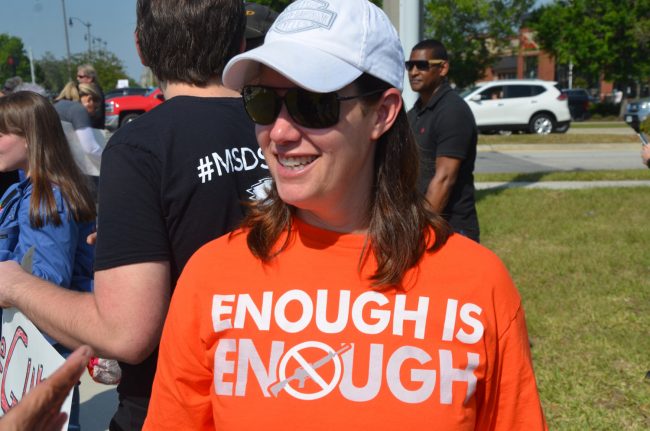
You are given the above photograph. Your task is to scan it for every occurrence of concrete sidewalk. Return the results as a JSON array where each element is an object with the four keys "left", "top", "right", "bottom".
[{"left": 79, "top": 372, "right": 117, "bottom": 431}]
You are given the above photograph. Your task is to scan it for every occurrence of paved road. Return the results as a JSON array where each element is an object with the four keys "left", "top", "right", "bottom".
[{"left": 476, "top": 143, "right": 645, "bottom": 173}]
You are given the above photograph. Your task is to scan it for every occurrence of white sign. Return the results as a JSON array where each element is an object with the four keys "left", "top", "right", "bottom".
[
  {"left": 0, "top": 308, "right": 72, "bottom": 430},
  {"left": 116, "top": 79, "right": 129, "bottom": 89}
]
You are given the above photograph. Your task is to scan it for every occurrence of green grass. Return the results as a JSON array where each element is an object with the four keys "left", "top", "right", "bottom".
[
  {"left": 475, "top": 169, "right": 650, "bottom": 182},
  {"left": 477, "top": 187, "right": 650, "bottom": 430},
  {"left": 571, "top": 122, "right": 628, "bottom": 128},
  {"left": 478, "top": 133, "right": 638, "bottom": 145}
]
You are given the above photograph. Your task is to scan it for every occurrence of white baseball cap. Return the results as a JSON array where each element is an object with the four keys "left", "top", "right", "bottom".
[{"left": 223, "top": 0, "right": 404, "bottom": 93}]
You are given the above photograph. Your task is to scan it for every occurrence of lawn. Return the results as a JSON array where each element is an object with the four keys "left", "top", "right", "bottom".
[
  {"left": 475, "top": 169, "right": 650, "bottom": 182},
  {"left": 477, "top": 187, "right": 650, "bottom": 430},
  {"left": 478, "top": 133, "right": 639, "bottom": 145}
]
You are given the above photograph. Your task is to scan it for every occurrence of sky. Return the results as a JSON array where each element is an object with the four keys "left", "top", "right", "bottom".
[{"left": 0, "top": 0, "right": 142, "bottom": 85}]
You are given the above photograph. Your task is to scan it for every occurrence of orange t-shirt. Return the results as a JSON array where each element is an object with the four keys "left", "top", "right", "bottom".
[{"left": 144, "top": 219, "right": 547, "bottom": 430}]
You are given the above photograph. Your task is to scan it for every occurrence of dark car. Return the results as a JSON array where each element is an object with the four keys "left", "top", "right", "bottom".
[
  {"left": 562, "top": 88, "right": 592, "bottom": 121},
  {"left": 104, "top": 87, "right": 150, "bottom": 99},
  {"left": 624, "top": 97, "right": 650, "bottom": 127}
]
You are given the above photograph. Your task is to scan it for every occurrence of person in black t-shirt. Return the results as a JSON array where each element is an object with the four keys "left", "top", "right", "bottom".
[
  {"left": 406, "top": 39, "right": 480, "bottom": 242},
  {"left": 0, "top": 1, "right": 271, "bottom": 430}
]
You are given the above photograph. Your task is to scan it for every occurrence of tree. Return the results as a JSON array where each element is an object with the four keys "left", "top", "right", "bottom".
[
  {"left": 423, "top": 0, "right": 535, "bottom": 88},
  {"left": 0, "top": 34, "right": 31, "bottom": 85},
  {"left": 529, "top": 0, "right": 650, "bottom": 94},
  {"left": 35, "top": 52, "right": 69, "bottom": 95}
]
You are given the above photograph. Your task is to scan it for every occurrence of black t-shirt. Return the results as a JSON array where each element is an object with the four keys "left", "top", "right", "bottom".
[
  {"left": 95, "top": 96, "right": 271, "bottom": 404},
  {"left": 407, "top": 82, "right": 480, "bottom": 240}
]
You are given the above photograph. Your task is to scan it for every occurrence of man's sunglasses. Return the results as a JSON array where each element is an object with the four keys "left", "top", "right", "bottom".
[
  {"left": 404, "top": 59, "right": 446, "bottom": 71},
  {"left": 241, "top": 85, "right": 385, "bottom": 129}
]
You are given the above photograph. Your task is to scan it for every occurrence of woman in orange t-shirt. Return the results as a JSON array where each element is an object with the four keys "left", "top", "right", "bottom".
[{"left": 144, "top": 1, "right": 548, "bottom": 430}]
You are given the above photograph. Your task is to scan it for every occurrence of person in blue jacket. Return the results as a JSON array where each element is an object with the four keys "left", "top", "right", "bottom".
[{"left": 0, "top": 90, "right": 96, "bottom": 431}]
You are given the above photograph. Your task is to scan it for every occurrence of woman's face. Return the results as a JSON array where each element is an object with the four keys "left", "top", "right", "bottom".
[
  {"left": 81, "top": 95, "right": 96, "bottom": 114},
  {"left": 254, "top": 67, "right": 380, "bottom": 232},
  {"left": 0, "top": 132, "right": 28, "bottom": 173}
]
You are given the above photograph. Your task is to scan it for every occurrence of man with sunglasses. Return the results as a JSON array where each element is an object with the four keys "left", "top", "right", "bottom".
[{"left": 407, "top": 39, "right": 480, "bottom": 242}]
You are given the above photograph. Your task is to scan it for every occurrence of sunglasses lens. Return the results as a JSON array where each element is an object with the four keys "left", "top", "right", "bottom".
[
  {"left": 405, "top": 61, "right": 430, "bottom": 71},
  {"left": 242, "top": 86, "right": 280, "bottom": 125},
  {"left": 243, "top": 86, "right": 340, "bottom": 129},
  {"left": 286, "top": 89, "right": 339, "bottom": 129}
]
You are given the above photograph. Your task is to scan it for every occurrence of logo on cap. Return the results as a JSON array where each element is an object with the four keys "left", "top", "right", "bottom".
[{"left": 273, "top": 0, "right": 336, "bottom": 34}]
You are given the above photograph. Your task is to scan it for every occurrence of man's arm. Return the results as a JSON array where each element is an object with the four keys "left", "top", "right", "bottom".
[
  {"left": 642, "top": 144, "right": 650, "bottom": 168},
  {"left": 0, "top": 261, "right": 170, "bottom": 364},
  {"left": 425, "top": 156, "right": 462, "bottom": 213}
]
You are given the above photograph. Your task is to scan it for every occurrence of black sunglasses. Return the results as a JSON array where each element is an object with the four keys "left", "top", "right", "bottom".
[
  {"left": 241, "top": 85, "right": 386, "bottom": 129},
  {"left": 404, "top": 59, "right": 446, "bottom": 71}
]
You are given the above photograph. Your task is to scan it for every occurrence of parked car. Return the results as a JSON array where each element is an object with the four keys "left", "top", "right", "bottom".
[
  {"left": 624, "top": 97, "right": 650, "bottom": 127},
  {"left": 105, "top": 87, "right": 164, "bottom": 131},
  {"left": 104, "top": 87, "right": 150, "bottom": 99},
  {"left": 562, "top": 88, "right": 593, "bottom": 121},
  {"left": 461, "top": 79, "right": 571, "bottom": 134}
]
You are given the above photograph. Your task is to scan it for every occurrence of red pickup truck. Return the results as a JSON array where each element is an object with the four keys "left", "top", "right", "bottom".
[{"left": 104, "top": 87, "right": 164, "bottom": 131}]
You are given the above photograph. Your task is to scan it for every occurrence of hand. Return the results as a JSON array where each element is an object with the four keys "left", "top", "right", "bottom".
[
  {"left": 86, "top": 232, "right": 97, "bottom": 246},
  {"left": 0, "top": 345, "right": 93, "bottom": 431},
  {"left": 642, "top": 144, "right": 650, "bottom": 168},
  {"left": 0, "top": 260, "right": 25, "bottom": 308}
]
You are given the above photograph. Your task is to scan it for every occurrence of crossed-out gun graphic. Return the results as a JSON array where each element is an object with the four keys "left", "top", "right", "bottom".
[{"left": 268, "top": 343, "right": 352, "bottom": 397}]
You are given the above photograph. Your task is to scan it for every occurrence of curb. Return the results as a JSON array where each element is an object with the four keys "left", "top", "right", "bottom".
[{"left": 477, "top": 143, "right": 641, "bottom": 152}]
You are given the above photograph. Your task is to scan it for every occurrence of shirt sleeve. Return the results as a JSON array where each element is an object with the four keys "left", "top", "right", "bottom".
[
  {"left": 74, "top": 127, "right": 103, "bottom": 165},
  {"left": 143, "top": 253, "right": 214, "bottom": 429},
  {"left": 94, "top": 139, "right": 170, "bottom": 270},
  {"left": 69, "top": 103, "right": 93, "bottom": 130},
  {"left": 477, "top": 305, "right": 548, "bottom": 430},
  {"left": 12, "top": 189, "right": 80, "bottom": 288},
  {"left": 434, "top": 97, "right": 476, "bottom": 160}
]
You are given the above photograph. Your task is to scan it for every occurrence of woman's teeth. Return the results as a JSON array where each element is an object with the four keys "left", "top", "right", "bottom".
[{"left": 278, "top": 155, "right": 317, "bottom": 169}]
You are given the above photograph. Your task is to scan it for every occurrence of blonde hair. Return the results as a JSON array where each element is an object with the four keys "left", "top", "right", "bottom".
[
  {"left": 78, "top": 83, "right": 102, "bottom": 102},
  {"left": 56, "top": 81, "right": 80, "bottom": 102}
]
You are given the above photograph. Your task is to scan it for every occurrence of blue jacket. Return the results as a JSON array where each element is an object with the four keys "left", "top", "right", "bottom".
[{"left": 0, "top": 179, "right": 94, "bottom": 293}]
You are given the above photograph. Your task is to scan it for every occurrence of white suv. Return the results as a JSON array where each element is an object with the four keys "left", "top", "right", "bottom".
[{"left": 461, "top": 79, "right": 571, "bottom": 134}]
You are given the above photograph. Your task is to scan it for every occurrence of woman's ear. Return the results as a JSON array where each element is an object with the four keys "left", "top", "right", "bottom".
[{"left": 370, "top": 88, "right": 402, "bottom": 141}]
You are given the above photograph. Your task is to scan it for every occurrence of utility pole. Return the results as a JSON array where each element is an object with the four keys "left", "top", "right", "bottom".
[
  {"left": 61, "top": 0, "right": 72, "bottom": 79},
  {"left": 383, "top": 0, "right": 424, "bottom": 109}
]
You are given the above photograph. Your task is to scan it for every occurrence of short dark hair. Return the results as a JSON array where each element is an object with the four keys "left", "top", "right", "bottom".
[
  {"left": 412, "top": 39, "right": 448, "bottom": 61},
  {"left": 136, "top": 0, "right": 246, "bottom": 85}
]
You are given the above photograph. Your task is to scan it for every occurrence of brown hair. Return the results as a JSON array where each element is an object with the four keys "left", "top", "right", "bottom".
[
  {"left": 136, "top": 0, "right": 245, "bottom": 85},
  {"left": 0, "top": 91, "right": 96, "bottom": 227},
  {"left": 242, "top": 74, "right": 451, "bottom": 288}
]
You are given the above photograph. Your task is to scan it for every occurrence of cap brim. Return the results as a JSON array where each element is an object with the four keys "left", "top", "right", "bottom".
[{"left": 223, "top": 40, "right": 363, "bottom": 93}]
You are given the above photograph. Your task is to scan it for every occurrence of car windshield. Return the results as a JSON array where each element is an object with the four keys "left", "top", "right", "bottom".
[
  {"left": 145, "top": 88, "right": 159, "bottom": 96},
  {"left": 459, "top": 85, "right": 480, "bottom": 98}
]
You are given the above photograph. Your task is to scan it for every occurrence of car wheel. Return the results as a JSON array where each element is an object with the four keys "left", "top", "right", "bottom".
[
  {"left": 529, "top": 113, "right": 554, "bottom": 135},
  {"left": 120, "top": 113, "right": 140, "bottom": 128}
]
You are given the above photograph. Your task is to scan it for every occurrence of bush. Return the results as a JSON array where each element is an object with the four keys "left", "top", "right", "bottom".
[
  {"left": 640, "top": 117, "right": 650, "bottom": 134},
  {"left": 588, "top": 101, "right": 619, "bottom": 118}
]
